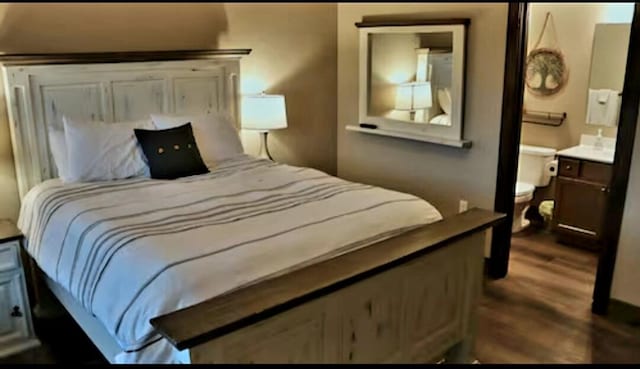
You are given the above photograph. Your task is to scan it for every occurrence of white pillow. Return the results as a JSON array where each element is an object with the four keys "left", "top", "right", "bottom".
[
  {"left": 48, "top": 128, "right": 69, "bottom": 180},
  {"left": 62, "top": 116, "right": 155, "bottom": 183},
  {"left": 150, "top": 111, "right": 244, "bottom": 166}
]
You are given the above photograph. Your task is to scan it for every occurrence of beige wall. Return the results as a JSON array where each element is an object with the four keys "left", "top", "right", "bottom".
[
  {"left": 338, "top": 3, "right": 508, "bottom": 217},
  {"left": 0, "top": 71, "right": 16, "bottom": 220},
  {"left": 0, "top": 3, "right": 337, "bottom": 221},
  {"left": 220, "top": 4, "right": 337, "bottom": 175},
  {"left": 521, "top": 3, "right": 630, "bottom": 150}
]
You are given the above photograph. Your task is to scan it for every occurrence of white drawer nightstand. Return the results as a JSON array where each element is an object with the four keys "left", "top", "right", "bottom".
[{"left": 0, "top": 220, "right": 39, "bottom": 358}]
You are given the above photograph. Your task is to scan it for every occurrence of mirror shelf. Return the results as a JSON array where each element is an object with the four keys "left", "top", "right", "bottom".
[{"left": 346, "top": 124, "right": 472, "bottom": 149}]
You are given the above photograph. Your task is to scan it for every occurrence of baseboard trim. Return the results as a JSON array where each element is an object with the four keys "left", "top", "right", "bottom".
[{"left": 608, "top": 299, "right": 640, "bottom": 328}]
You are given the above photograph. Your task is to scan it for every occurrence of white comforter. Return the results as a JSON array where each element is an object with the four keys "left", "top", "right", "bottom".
[{"left": 18, "top": 155, "right": 442, "bottom": 363}]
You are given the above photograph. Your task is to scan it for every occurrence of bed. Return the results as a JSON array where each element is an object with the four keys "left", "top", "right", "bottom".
[{"left": 1, "top": 50, "right": 504, "bottom": 364}]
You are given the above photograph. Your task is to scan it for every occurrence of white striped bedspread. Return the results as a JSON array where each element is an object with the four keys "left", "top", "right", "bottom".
[{"left": 18, "top": 154, "right": 442, "bottom": 363}]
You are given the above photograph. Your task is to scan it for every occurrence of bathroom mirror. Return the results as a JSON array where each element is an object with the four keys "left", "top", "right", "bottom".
[
  {"left": 585, "top": 23, "right": 630, "bottom": 129},
  {"left": 588, "top": 23, "right": 630, "bottom": 92},
  {"left": 356, "top": 20, "right": 469, "bottom": 145}
]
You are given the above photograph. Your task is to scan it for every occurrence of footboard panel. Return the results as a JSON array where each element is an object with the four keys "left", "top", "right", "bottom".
[{"left": 188, "top": 231, "right": 484, "bottom": 364}]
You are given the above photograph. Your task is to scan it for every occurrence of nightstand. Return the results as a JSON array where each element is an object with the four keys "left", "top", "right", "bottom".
[{"left": 0, "top": 219, "right": 39, "bottom": 358}]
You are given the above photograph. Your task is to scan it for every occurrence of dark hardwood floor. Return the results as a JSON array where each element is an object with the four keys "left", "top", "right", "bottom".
[
  {"left": 0, "top": 313, "right": 106, "bottom": 364},
  {"left": 2, "top": 229, "right": 639, "bottom": 364},
  {"left": 475, "top": 230, "right": 640, "bottom": 363}
]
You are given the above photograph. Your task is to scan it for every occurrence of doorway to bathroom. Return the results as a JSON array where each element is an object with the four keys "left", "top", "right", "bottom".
[{"left": 490, "top": 2, "right": 640, "bottom": 315}]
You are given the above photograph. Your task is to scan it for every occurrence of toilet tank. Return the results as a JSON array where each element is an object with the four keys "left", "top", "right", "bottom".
[{"left": 517, "top": 144, "right": 557, "bottom": 186}]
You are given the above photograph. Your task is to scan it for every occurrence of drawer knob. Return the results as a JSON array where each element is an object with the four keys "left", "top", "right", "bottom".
[
  {"left": 565, "top": 165, "right": 572, "bottom": 170},
  {"left": 601, "top": 187, "right": 608, "bottom": 192},
  {"left": 10, "top": 305, "right": 22, "bottom": 318}
]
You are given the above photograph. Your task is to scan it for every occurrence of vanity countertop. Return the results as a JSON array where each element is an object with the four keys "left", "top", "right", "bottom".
[{"left": 556, "top": 145, "right": 615, "bottom": 164}]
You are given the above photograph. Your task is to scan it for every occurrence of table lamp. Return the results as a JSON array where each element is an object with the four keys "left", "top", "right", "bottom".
[
  {"left": 395, "top": 81, "right": 432, "bottom": 121},
  {"left": 241, "top": 93, "right": 288, "bottom": 160}
]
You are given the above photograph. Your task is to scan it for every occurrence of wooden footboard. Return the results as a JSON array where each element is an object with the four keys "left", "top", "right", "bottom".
[{"left": 151, "top": 208, "right": 503, "bottom": 363}]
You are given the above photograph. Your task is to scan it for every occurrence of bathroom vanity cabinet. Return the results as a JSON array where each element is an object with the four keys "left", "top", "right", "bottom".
[{"left": 553, "top": 156, "right": 612, "bottom": 250}]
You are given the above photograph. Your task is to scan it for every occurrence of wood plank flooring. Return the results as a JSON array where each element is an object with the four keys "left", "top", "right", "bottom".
[
  {"left": 2, "top": 229, "right": 639, "bottom": 364},
  {"left": 475, "top": 230, "right": 640, "bottom": 363},
  {"left": 0, "top": 313, "right": 106, "bottom": 364}
]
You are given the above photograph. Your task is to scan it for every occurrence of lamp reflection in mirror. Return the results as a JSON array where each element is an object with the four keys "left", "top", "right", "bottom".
[
  {"left": 241, "top": 93, "right": 288, "bottom": 160},
  {"left": 395, "top": 81, "right": 432, "bottom": 122}
]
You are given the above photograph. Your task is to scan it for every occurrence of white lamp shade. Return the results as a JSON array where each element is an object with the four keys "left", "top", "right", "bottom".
[
  {"left": 241, "top": 94, "right": 288, "bottom": 131},
  {"left": 395, "top": 81, "right": 432, "bottom": 111}
]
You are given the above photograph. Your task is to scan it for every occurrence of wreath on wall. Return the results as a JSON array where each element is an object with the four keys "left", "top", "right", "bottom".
[{"left": 525, "top": 12, "right": 568, "bottom": 96}]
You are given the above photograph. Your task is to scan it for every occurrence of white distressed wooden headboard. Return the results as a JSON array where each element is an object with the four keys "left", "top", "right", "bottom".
[{"left": 1, "top": 50, "right": 250, "bottom": 198}]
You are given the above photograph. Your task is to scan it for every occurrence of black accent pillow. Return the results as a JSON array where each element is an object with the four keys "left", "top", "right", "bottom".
[{"left": 134, "top": 123, "right": 209, "bottom": 180}]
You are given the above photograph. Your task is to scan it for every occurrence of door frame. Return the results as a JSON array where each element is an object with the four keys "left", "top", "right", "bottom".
[
  {"left": 488, "top": 2, "right": 529, "bottom": 280},
  {"left": 490, "top": 2, "right": 640, "bottom": 315}
]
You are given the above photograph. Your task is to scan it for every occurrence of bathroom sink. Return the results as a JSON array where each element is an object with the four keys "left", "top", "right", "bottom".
[
  {"left": 556, "top": 133, "right": 616, "bottom": 164},
  {"left": 556, "top": 145, "right": 615, "bottom": 164}
]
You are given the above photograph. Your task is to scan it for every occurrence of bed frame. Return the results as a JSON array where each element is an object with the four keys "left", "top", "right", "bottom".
[{"left": 1, "top": 50, "right": 504, "bottom": 364}]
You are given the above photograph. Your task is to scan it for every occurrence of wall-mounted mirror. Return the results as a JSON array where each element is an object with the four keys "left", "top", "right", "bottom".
[
  {"left": 586, "top": 23, "right": 630, "bottom": 129},
  {"left": 589, "top": 23, "right": 630, "bottom": 92},
  {"left": 355, "top": 20, "right": 470, "bottom": 147}
]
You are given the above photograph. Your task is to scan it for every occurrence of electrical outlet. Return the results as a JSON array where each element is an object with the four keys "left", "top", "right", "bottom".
[{"left": 459, "top": 199, "right": 468, "bottom": 213}]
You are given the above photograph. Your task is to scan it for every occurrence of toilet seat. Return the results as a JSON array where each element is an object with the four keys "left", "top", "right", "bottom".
[
  {"left": 437, "top": 88, "right": 452, "bottom": 115},
  {"left": 514, "top": 182, "right": 534, "bottom": 203}
]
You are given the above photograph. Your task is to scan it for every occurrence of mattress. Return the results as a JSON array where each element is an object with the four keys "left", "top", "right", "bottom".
[{"left": 18, "top": 154, "right": 442, "bottom": 363}]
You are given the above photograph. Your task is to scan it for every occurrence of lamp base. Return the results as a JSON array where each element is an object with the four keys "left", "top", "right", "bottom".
[
  {"left": 408, "top": 110, "right": 417, "bottom": 121},
  {"left": 257, "top": 131, "right": 273, "bottom": 160},
  {"left": 408, "top": 109, "right": 428, "bottom": 123}
]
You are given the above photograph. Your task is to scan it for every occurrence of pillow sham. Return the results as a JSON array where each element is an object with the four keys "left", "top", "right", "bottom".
[
  {"left": 62, "top": 116, "right": 155, "bottom": 183},
  {"left": 48, "top": 128, "right": 69, "bottom": 181},
  {"left": 150, "top": 111, "right": 244, "bottom": 166},
  {"left": 134, "top": 123, "right": 209, "bottom": 180}
]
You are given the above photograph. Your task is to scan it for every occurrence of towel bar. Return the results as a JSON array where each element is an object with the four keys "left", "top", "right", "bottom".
[{"left": 522, "top": 109, "right": 566, "bottom": 126}]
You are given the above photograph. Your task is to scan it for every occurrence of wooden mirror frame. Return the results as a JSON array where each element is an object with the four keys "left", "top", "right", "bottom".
[{"left": 351, "top": 19, "right": 471, "bottom": 149}]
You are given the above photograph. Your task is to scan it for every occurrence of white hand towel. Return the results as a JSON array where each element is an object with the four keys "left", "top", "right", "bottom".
[
  {"left": 587, "top": 89, "right": 620, "bottom": 127},
  {"left": 597, "top": 89, "right": 610, "bottom": 103},
  {"left": 602, "top": 90, "right": 621, "bottom": 127},
  {"left": 587, "top": 89, "right": 607, "bottom": 125}
]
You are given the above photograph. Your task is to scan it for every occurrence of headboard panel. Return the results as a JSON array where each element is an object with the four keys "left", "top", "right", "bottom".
[{"left": 1, "top": 50, "right": 250, "bottom": 198}]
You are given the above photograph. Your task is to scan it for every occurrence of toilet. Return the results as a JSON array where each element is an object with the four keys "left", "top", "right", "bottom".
[
  {"left": 429, "top": 88, "right": 452, "bottom": 126},
  {"left": 513, "top": 144, "right": 557, "bottom": 233}
]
